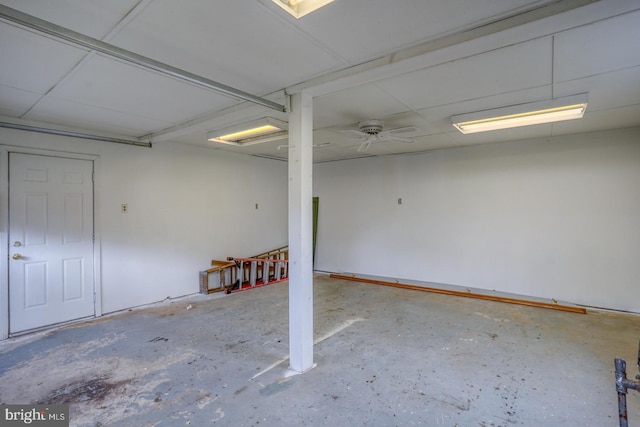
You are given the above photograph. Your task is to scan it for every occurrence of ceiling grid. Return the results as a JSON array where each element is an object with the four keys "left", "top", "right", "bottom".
[{"left": 0, "top": 0, "right": 637, "bottom": 158}]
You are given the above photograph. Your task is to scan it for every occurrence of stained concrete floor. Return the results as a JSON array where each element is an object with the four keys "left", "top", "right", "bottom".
[{"left": 1, "top": 274, "right": 639, "bottom": 426}]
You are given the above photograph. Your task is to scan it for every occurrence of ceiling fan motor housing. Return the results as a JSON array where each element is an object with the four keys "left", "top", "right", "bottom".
[{"left": 359, "top": 119, "right": 384, "bottom": 135}]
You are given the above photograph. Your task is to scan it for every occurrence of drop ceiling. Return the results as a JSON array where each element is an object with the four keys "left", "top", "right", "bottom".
[{"left": 0, "top": 0, "right": 639, "bottom": 163}]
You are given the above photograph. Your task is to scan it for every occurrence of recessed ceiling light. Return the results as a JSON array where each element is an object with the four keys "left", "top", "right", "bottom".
[
  {"left": 451, "top": 94, "right": 588, "bottom": 134},
  {"left": 208, "top": 117, "right": 288, "bottom": 146},
  {"left": 272, "top": 0, "right": 336, "bottom": 18}
]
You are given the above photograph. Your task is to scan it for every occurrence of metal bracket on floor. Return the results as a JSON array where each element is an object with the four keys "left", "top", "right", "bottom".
[{"left": 615, "top": 340, "right": 640, "bottom": 427}]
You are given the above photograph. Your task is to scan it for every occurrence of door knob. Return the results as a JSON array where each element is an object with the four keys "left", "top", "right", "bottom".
[{"left": 12, "top": 253, "right": 23, "bottom": 260}]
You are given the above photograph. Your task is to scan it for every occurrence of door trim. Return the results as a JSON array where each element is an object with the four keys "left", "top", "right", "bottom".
[{"left": 0, "top": 145, "right": 102, "bottom": 339}]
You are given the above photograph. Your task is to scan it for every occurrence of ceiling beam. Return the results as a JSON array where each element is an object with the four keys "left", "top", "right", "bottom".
[
  {"left": 0, "top": 120, "right": 152, "bottom": 147},
  {"left": 286, "top": 0, "right": 602, "bottom": 97},
  {"left": 0, "top": 4, "right": 286, "bottom": 113}
]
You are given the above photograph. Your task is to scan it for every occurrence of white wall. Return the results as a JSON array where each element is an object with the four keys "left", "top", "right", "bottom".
[
  {"left": 314, "top": 128, "right": 640, "bottom": 312},
  {"left": 0, "top": 128, "right": 288, "bottom": 317}
]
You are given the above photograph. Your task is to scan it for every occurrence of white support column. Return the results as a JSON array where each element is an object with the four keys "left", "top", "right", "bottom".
[{"left": 288, "top": 92, "right": 314, "bottom": 373}]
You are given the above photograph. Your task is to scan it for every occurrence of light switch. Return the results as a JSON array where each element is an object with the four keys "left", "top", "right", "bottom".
[{"left": 121, "top": 203, "right": 128, "bottom": 213}]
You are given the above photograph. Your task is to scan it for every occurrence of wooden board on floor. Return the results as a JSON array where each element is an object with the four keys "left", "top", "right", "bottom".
[{"left": 329, "top": 274, "right": 586, "bottom": 314}]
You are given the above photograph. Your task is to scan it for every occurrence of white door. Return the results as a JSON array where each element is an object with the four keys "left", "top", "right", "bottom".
[{"left": 9, "top": 153, "right": 95, "bottom": 333}]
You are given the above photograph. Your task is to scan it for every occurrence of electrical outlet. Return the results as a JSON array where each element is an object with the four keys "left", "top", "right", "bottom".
[{"left": 121, "top": 203, "right": 128, "bottom": 213}]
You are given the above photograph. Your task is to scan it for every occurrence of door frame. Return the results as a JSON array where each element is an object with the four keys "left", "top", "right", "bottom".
[{"left": 0, "top": 145, "right": 102, "bottom": 339}]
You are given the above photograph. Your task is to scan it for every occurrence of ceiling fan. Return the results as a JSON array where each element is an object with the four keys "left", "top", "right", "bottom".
[{"left": 341, "top": 119, "right": 419, "bottom": 152}]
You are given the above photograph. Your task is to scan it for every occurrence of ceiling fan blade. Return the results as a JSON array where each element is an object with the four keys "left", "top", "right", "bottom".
[
  {"left": 387, "top": 135, "right": 415, "bottom": 144},
  {"left": 357, "top": 139, "right": 373, "bottom": 152},
  {"left": 340, "top": 129, "right": 367, "bottom": 139},
  {"left": 343, "top": 123, "right": 418, "bottom": 150},
  {"left": 387, "top": 126, "right": 419, "bottom": 135},
  {"left": 376, "top": 131, "right": 414, "bottom": 144}
]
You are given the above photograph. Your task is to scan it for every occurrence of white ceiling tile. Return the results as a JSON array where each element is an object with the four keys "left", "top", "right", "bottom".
[
  {"left": 27, "top": 96, "right": 172, "bottom": 135},
  {"left": 393, "top": 134, "right": 457, "bottom": 154},
  {"left": 381, "top": 111, "right": 441, "bottom": 136},
  {"left": 48, "top": 55, "right": 239, "bottom": 126},
  {"left": 277, "top": 0, "right": 555, "bottom": 64},
  {"left": 0, "top": 0, "right": 142, "bottom": 39},
  {"left": 0, "top": 24, "right": 87, "bottom": 93},
  {"left": 554, "top": 10, "right": 640, "bottom": 82},
  {"left": 1, "top": 1, "right": 637, "bottom": 163},
  {"left": 310, "top": 128, "right": 340, "bottom": 146},
  {"left": 0, "top": 85, "right": 41, "bottom": 116},
  {"left": 553, "top": 67, "right": 640, "bottom": 112},
  {"left": 551, "top": 105, "right": 640, "bottom": 135},
  {"left": 165, "top": 132, "right": 212, "bottom": 148},
  {"left": 314, "top": 84, "right": 412, "bottom": 128},
  {"left": 377, "top": 38, "right": 553, "bottom": 110},
  {"left": 109, "top": 0, "right": 344, "bottom": 96}
]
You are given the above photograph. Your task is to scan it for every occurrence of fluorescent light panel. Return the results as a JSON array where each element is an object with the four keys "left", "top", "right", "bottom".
[
  {"left": 208, "top": 117, "right": 288, "bottom": 146},
  {"left": 272, "top": 0, "right": 336, "bottom": 18},
  {"left": 452, "top": 94, "right": 588, "bottom": 134}
]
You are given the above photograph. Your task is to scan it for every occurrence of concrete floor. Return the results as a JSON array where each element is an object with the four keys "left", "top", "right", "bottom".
[{"left": 1, "top": 274, "right": 639, "bottom": 426}]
